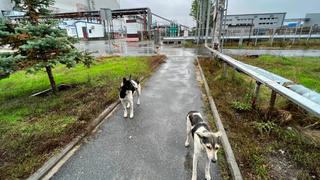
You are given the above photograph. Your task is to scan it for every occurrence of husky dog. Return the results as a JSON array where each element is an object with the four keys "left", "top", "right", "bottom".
[
  {"left": 185, "top": 111, "right": 222, "bottom": 180},
  {"left": 119, "top": 76, "right": 141, "bottom": 119}
]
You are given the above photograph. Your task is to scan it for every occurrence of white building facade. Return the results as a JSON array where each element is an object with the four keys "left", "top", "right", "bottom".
[{"left": 224, "top": 13, "right": 286, "bottom": 29}]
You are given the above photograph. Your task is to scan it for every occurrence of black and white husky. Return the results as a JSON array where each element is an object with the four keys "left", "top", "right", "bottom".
[
  {"left": 119, "top": 76, "right": 141, "bottom": 119},
  {"left": 185, "top": 111, "right": 222, "bottom": 180}
]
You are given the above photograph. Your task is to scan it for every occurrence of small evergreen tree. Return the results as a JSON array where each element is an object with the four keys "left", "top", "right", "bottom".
[{"left": 0, "top": 0, "right": 93, "bottom": 93}]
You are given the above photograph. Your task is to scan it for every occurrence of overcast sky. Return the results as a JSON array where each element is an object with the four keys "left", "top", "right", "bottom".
[{"left": 120, "top": 0, "right": 320, "bottom": 27}]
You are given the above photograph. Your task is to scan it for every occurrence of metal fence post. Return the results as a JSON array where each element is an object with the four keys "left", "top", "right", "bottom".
[
  {"left": 252, "top": 81, "right": 262, "bottom": 109},
  {"left": 254, "top": 29, "right": 259, "bottom": 46},
  {"left": 268, "top": 90, "right": 277, "bottom": 117},
  {"left": 307, "top": 25, "right": 313, "bottom": 43}
]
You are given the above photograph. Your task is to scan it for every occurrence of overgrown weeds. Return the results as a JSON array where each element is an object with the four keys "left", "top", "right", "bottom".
[{"left": 199, "top": 57, "right": 320, "bottom": 179}]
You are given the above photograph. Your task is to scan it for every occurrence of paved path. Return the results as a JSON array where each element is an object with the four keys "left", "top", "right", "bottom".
[{"left": 52, "top": 47, "right": 220, "bottom": 180}]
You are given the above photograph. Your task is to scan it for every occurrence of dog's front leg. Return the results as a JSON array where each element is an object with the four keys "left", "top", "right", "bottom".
[
  {"left": 192, "top": 153, "right": 198, "bottom": 180},
  {"left": 127, "top": 92, "right": 134, "bottom": 118},
  {"left": 205, "top": 158, "right": 211, "bottom": 180},
  {"left": 121, "top": 99, "right": 128, "bottom": 118},
  {"left": 185, "top": 118, "right": 191, "bottom": 147},
  {"left": 137, "top": 84, "right": 141, "bottom": 105}
]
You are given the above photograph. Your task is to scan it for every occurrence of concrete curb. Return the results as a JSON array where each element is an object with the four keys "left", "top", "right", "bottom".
[
  {"left": 27, "top": 56, "right": 166, "bottom": 180},
  {"left": 196, "top": 57, "right": 243, "bottom": 180}
]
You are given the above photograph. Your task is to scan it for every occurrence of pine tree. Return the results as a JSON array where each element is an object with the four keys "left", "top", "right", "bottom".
[{"left": 0, "top": 0, "right": 93, "bottom": 93}]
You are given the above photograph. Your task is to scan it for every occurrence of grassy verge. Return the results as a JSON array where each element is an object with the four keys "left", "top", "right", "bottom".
[
  {"left": 0, "top": 56, "right": 166, "bottom": 179},
  {"left": 224, "top": 39, "right": 320, "bottom": 50},
  {"left": 235, "top": 55, "right": 320, "bottom": 93},
  {"left": 199, "top": 58, "right": 320, "bottom": 179}
]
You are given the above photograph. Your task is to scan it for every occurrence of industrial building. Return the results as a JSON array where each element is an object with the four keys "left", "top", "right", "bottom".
[
  {"left": 304, "top": 13, "right": 320, "bottom": 27},
  {"left": 224, "top": 12, "right": 286, "bottom": 29},
  {"left": 222, "top": 12, "right": 286, "bottom": 36}
]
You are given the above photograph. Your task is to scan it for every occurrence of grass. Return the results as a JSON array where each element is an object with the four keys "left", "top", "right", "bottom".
[
  {"left": 0, "top": 55, "right": 165, "bottom": 179},
  {"left": 199, "top": 58, "right": 320, "bottom": 179},
  {"left": 235, "top": 55, "right": 320, "bottom": 93},
  {"left": 224, "top": 39, "right": 320, "bottom": 50}
]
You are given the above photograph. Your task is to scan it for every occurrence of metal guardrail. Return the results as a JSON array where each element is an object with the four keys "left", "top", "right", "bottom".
[
  {"left": 204, "top": 45, "right": 320, "bottom": 117},
  {"left": 163, "top": 34, "right": 320, "bottom": 41}
]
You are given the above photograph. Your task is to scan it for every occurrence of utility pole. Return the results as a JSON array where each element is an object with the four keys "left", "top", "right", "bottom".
[
  {"left": 196, "top": 0, "right": 201, "bottom": 45},
  {"left": 205, "top": 0, "right": 212, "bottom": 45},
  {"left": 212, "top": 0, "right": 226, "bottom": 51},
  {"left": 221, "top": 0, "right": 229, "bottom": 52}
]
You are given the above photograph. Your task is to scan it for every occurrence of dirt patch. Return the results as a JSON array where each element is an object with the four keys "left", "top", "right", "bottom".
[{"left": 199, "top": 57, "right": 320, "bottom": 179}]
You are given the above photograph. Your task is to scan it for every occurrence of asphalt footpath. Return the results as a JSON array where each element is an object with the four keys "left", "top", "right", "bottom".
[{"left": 52, "top": 47, "right": 220, "bottom": 180}]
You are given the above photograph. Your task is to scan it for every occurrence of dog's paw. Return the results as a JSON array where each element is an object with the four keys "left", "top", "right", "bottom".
[
  {"left": 205, "top": 176, "right": 211, "bottom": 180},
  {"left": 129, "top": 114, "right": 134, "bottom": 119},
  {"left": 184, "top": 142, "right": 190, "bottom": 147},
  {"left": 124, "top": 112, "right": 128, "bottom": 118}
]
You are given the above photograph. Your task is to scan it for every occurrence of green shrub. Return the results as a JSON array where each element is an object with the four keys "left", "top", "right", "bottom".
[
  {"left": 231, "top": 101, "right": 252, "bottom": 112},
  {"left": 254, "top": 121, "right": 277, "bottom": 135}
]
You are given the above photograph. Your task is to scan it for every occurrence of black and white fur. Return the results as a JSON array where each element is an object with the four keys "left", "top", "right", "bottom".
[
  {"left": 119, "top": 76, "right": 141, "bottom": 119},
  {"left": 185, "top": 111, "right": 222, "bottom": 180}
]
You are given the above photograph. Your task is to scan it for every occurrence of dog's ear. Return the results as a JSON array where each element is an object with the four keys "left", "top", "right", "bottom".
[
  {"left": 129, "top": 75, "right": 132, "bottom": 80},
  {"left": 123, "top": 78, "right": 127, "bottom": 83},
  {"left": 212, "top": 131, "right": 222, "bottom": 138},
  {"left": 212, "top": 131, "right": 222, "bottom": 144}
]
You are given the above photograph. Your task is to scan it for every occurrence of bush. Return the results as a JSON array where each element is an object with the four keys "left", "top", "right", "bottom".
[
  {"left": 231, "top": 101, "right": 252, "bottom": 112},
  {"left": 254, "top": 121, "right": 277, "bottom": 135}
]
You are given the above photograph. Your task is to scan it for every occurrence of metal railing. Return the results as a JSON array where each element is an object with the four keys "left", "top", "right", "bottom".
[{"left": 204, "top": 44, "right": 320, "bottom": 117}]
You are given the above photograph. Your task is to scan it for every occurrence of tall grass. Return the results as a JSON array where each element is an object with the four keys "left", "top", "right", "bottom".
[
  {"left": 237, "top": 55, "right": 320, "bottom": 92},
  {"left": 0, "top": 56, "right": 149, "bottom": 101}
]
